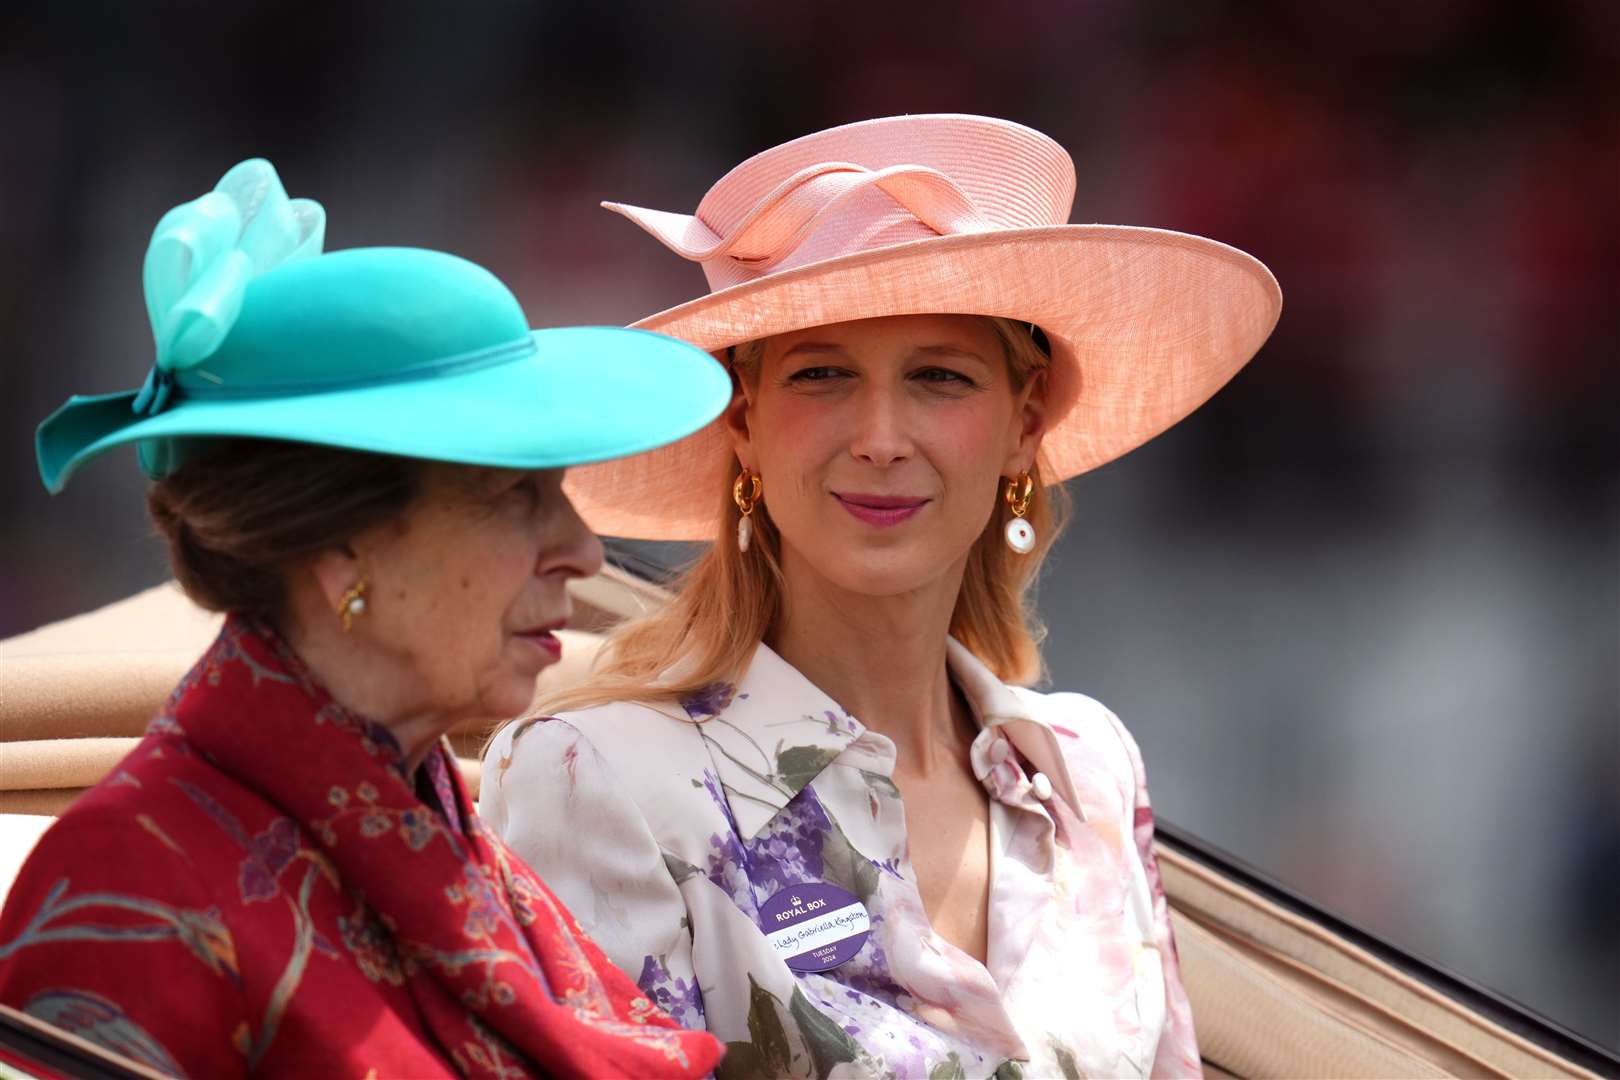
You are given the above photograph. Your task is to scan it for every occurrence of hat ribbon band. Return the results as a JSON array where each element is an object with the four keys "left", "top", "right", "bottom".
[
  {"left": 132, "top": 334, "right": 538, "bottom": 409},
  {"left": 685, "top": 161, "right": 996, "bottom": 272}
]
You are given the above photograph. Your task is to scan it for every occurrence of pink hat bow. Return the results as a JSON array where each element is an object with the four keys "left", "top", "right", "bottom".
[
  {"left": 571, "top": 114, "right": 1281, "bottom": 542},
  {"left": 606, "top": 160, "right": 1002, "bottom": 288}
]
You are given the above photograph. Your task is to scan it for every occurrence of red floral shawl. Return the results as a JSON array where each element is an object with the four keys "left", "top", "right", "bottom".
[{"left": 0, "top": 616, "right": 722, "bottom": 1078}]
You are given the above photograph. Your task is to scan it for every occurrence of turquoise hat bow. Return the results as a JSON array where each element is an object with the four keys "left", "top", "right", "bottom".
[
  {"left": 133, "top": 158, "right": 325, "bottom": 418},
  {"left": 36, "top": 159, "right": 731, "bottom": 493}
]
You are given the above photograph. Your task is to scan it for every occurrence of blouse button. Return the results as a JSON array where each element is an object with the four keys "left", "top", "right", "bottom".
[
  {"left": 1031, "top": 772, "right": 1053, "bottom": 801},
  {"left": 988, "top": 738, "right": 1010, "bottom": 765}
]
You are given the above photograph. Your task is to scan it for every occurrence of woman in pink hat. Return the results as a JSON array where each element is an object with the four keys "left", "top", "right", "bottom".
[{"left": 483, "top": 114, "right": 1280, "bottom": 1079}]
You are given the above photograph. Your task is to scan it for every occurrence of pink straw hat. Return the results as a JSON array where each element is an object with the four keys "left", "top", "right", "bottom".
[{"left": 566, "top": 113, "right": 1282, "bottom": 540}]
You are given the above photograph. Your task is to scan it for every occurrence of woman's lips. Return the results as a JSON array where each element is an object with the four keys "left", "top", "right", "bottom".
[
  {"left": 834, "top": 493, "right": 929, "bottom": 528},
  {"left": 515, "top": 623, "right": 564, "bottom": 661}
]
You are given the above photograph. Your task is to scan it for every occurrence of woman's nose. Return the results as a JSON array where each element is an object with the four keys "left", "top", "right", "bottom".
[
  {"left": 848, "top": 386, "right": 913, "bottom": 467},
  {"left": 539, "top": 485, "right": 605, "bottom": 580}
]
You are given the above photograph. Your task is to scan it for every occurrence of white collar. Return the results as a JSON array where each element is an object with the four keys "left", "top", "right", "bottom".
[{"left": 685, "top": 637, "right": 1080, "bottom": 841}]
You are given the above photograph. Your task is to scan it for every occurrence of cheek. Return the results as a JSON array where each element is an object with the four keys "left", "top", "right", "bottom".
[
  {"left": 938, "top": 416, "right": 993, "bottom": 461},
  {"left": 754, "top": 403, "right": 839, "bottom": 502},
  {"left": 929, "top": 406, "right": 1011, "bottom": 489},
  {"left": 394, "top": 541, "right": 531, "bottom": 653},
  {"left": 758, "top": 400, "right": 829, "bottom": 463},
  {"left": 465, "top": 541, "right": 539, "bottom": 632},
  {"left": 439, "top": 574, "right": 532, "bottom": 710}
]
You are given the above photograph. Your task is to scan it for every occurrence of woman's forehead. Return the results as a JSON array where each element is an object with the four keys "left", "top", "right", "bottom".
[
  {"left": 422, "top": 463, "right": 543, "bottom": 503},
  {"left": 767, "top": 313, "right": 1000, "bottom": 357}
]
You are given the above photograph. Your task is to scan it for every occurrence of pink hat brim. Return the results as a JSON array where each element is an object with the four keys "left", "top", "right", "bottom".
[{"left": 566, "top": 223, "right": 1281, "bottom": 541}]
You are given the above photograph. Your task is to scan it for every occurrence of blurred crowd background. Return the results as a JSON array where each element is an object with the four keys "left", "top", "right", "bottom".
[{"left": 3, "top": 0, "right": 1616, "bottom": 1052}]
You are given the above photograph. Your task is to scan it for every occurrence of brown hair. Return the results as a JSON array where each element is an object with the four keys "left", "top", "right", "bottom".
[
  {"left": 533, "top": 315, "right": 1070, "bottom": 719},
  {"left": 147, "top": 439, "right": 425, "bottom": 622}
]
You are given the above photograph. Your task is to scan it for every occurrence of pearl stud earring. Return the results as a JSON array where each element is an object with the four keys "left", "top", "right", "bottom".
[{"left": 338, "top": 579, "right": 369, "bottom": 632}]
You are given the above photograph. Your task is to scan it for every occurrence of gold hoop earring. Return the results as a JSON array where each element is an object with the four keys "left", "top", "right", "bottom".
[
  {"left": 733, "top": 469, "right": 762, "bottom": 553},
  {"left": 338, "top": 578, "right": 369, "bottom": 632},
  {"left": 1003, "top": 473, "right": 1035, "bottom": 555}
]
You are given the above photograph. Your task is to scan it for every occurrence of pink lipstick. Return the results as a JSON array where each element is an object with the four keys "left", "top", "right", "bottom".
[
  {"left": 834, "top": 493, "right": 929, "bottom": 528},
  {"left": 515, "top": 621, "right": 565, "bottom": 660}
]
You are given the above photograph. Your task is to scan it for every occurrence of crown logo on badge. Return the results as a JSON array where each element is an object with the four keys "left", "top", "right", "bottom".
[{"left": 790, "top": 895, "right": 801, "bottom": 906}]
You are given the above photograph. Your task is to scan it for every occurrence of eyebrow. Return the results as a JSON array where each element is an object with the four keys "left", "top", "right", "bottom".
[
  {"left": 780, "top": 342, "right": 848, "bottom": 360},
  {"left": 913, "top": 344, "right": 989, "bottom": 364},
  {"left": 779, "top": 342, "right": 989, "bottom": 363}
]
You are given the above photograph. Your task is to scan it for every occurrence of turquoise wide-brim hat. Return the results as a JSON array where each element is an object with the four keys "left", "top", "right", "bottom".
[{"left": 37, "top": 159, "right": 731, "bottom": 493}]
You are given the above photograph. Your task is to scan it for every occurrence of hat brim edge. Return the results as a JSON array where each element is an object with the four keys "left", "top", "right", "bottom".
[{"left": 37, "top": 326, "right": 733, "bottom": 494}]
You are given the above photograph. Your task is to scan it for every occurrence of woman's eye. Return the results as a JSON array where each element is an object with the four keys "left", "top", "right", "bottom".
[
  {"left": 787, "top": 366, "right": 848, "bottom": 383},
  {"left": 504, "top": 477, "right": 542, "bottom": 511},
  {"left": 913, "top": 367, "right": 975, "bottom": 387}
]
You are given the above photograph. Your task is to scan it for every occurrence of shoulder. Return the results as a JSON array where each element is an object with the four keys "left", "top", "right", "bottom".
[
  {"left": 951, "top": 639, "right": 1143, "bottom": 784},
  {"left": 1010, "top": 685, "right": 1148, "bottom": 796},
  {"left": 481, "top": 703, "right": 719, "bottom": 829},
  {"left": 491, "top": 697, "right": 690, "bottom": 752},
  {"left": 1, "top": 737, "right": 233, "bottom": 964},
  {"left": 13, "top": 730, "right": 269, "bottom": 896},
  {"left": 1011, "top": 685, "right": 1139, "bottom": 757},
  {"left": 10, "top": 801, "right": 195, "bottom": 902},
  {"left": 71, "top": 728, "right": 261, "bottom": 830},
  {"left": 0, "top": 737, "right": 250, "bottom": 1080},
  {"left": 488, "top": 700, "right": 709, "bottom": 781}
]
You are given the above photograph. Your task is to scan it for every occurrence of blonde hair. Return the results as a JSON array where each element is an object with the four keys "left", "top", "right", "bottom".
[{"left": 536, "top": 316, "right": 1070, "bottom": 716}]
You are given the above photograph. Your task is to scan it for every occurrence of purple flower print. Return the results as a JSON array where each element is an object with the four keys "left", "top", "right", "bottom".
[
  {"left": 636, "top": 954, "right": 706, "bottom": 1029},
  {"left": 397, "top": 809, "right": 435, "bottom": 851},
  {"left": 702, "top": 784, "right": 837, "bottom": 916},
  {"left": 458, "top": 865, "right": 505, "bottom": 939},
  {"left": 238, "top": 817, "right": 300, "bottom": 904},
  {"left": 698, "top": 770, "right": 737, "bottom": 829},
  {"left": 821, "top": 709, "right": 860, "bottom": 737},
  {"left": 338, "top": 905, "right": 406, "bottom": 986},
  {"left": 744, "top": 790, "right": 832, "bottom": 898},
  {"left": 171, "top": 778, "right": 300, "bottom": 904},
  {"left": 679, "top": 682, "right": 736, "bottom": 721},
  {"left": 832, "top": 912, "right": 902, "bottom": 1010},
  {"left": 705, "top": 826, "right": 754, "bottom": 913}
]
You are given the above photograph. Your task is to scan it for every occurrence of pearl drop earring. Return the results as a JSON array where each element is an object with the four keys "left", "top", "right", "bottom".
[
  {"left": 733, "top": 470, "right": 762, "bottom": 553},
  {"left": 1003, "top": 473, "right": 1035, "bottom": 554}
]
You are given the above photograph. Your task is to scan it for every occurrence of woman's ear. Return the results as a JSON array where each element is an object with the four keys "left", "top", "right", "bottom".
[
  {"left": 1004, "top": 367, "right": 1049, "bottom": 475},
  {"left": 307, "top": 542, "right": 363, "bottom": 619},
  {"left": 720, "top": 380, "right": 757, "bottom": 470}
]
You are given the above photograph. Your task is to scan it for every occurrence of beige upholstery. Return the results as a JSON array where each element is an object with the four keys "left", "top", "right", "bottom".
[
  {"left": 0, "top": 582, "right": 1603, "bottom": 1077},
  {"left": 0, "top": 580, "right": 620, "bottom": 804},
  {"left": 1161, "top": 849, "right": 1598, "bottom": 1078}
]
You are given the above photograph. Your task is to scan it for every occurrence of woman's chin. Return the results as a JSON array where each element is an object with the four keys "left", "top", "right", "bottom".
[
  {"left": 815, "top": 559, "right": 945, "bottom": 599},
  {"left": 482, "top": 671, "right": 547, "bottom": 721},
  {"left": 794, "top": 527, "right": 971, "bottom": 598}
]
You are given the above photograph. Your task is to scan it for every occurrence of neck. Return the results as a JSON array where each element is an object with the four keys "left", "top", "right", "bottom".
[
  {"left": 278, "top": 601, "right": 449, "bottom": 775},
  {"left": 768, "top": 547, "right": 971, "bottom": 774}
]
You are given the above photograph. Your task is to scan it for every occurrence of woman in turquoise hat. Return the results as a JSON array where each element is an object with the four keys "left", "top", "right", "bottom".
[{"left": 0, "top": 159, "right": 728, "bottom": 1078}]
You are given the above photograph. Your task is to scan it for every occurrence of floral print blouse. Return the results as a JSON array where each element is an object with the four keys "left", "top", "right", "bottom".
[{"left": 481, "top": 639, "right": 1200, "bottom": 1079}]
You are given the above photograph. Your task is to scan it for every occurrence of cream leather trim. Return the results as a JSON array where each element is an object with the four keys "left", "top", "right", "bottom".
[{"left": 1161, "top": 846, "right": 1599, "bottom": 1078}]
